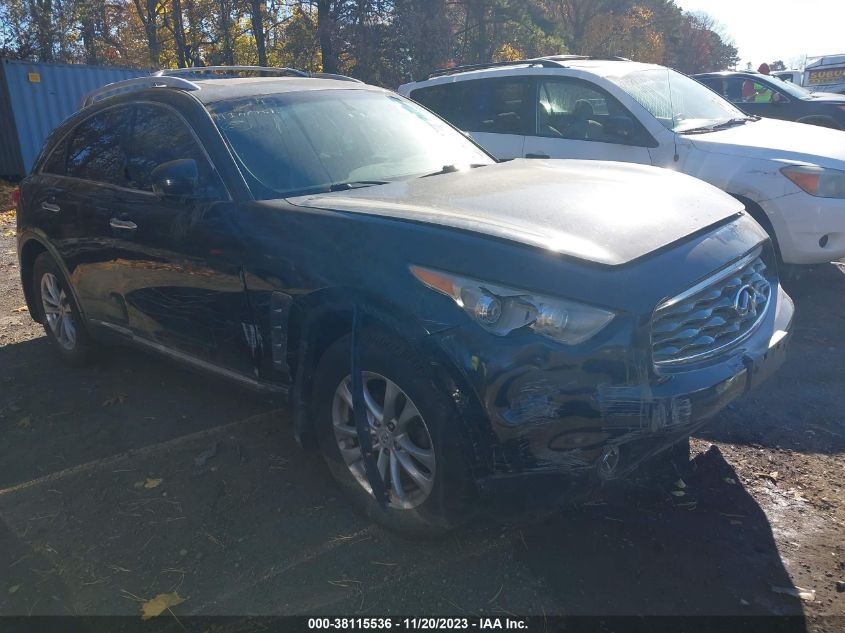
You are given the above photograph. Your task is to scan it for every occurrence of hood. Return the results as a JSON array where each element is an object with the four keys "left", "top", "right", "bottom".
[
  {"left": 689, "top": 118, "right": 845, "bottom": 167},
  {"left": 806, "top": 91, "right": 845, "bottom": 103},
  {"left": 288, "top": 159, "right": 742, "bottom": 266}
]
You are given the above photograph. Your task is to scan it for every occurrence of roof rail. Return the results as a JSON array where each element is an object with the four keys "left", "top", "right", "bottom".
[
  {"left": 310, "top": 72, "right": 363, "bottom": 83},
  {"left": 427, "top": 54, "right": 632, "bottom": 79},
  {"left": 81, "top": 75, "right": 199, "bottom": 109},
  {"left": 428, "top": 58, "right": 562, "bottom": 79},
  {"left": 155, "top": 66, "right": 308, "bottom": 79},
  {"left": 156, "top": 66, "right": 363, "bottom": 83},
  {"left": 540, "top": 54, "right": 631, "bottom": 62}
]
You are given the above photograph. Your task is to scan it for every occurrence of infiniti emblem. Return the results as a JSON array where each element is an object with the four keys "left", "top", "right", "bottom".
[{"left": 733, "top": 284, "right": 761, "bottom": 317}]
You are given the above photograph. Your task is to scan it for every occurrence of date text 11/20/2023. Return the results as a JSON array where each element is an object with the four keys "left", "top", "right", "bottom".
[{"left": 307, "top": 618, "right": 528, "bottom": 630}]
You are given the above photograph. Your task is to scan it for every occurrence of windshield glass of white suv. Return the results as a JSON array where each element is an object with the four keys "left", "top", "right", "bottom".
[
  {"left": 208, "top": 90, "right": 494, "bottom": 199},
  {"left": 609, "top": 68, "right": 747, "bottom": 133}
]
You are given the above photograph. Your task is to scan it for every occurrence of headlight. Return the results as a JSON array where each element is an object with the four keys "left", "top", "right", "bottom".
[
  {"left": 410, "top": 265, "right": 615, "bottom": 345},
  {"left": 781, "top": 165, "right": 845, "bottom": 198}
]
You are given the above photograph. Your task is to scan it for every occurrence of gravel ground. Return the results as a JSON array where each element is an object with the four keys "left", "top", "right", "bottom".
[{"left": 1, "top": 179, "right": 843, "bottom": 630}]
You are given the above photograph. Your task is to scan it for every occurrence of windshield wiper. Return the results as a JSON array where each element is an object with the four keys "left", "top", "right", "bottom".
[
  {"left": 328, "top": 180, "right": 391, "bottom": 192},
  {"left": 420, "top": 163, "right": 490, "bottom": 178},
  {"left": 678, "top": 117, "right": 756, "bottom": 135}
]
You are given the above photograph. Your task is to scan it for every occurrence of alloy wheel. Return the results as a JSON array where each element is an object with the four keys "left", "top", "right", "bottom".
[
  {"left": 332, "top": 372, "right": 436, "bottom": 509},
  {"left": 40, "top": 272, "right": 76, "bottom": 350}
]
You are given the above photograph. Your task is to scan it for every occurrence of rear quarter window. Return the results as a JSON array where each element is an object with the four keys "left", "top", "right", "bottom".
[
  {"left": 41, "top": 135, "right": 69, "bottom": 176},
  {"left": 66, "top": 106, "right": 131, "bottom": 185},
  {"left": 412, "top": 78, "right": 532, "bottom": 135}
]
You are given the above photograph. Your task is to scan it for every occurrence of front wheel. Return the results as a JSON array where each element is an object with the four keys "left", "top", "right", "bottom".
[
  {"left": 312, "top": 330, "right": 476, "bottom": 536},
  {"left": 32, "top": 252, "right": 96, "bottom": 365}
]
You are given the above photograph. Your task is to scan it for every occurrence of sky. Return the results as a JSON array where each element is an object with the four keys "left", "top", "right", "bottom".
[{"left": 675, "top": 0, "right": 845, "bottom": 70}]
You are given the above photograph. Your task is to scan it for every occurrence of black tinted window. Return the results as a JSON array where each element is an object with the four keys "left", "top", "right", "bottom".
[
  {"left": 42, "top": 136, "right": 69, "bottom": 175},
  {"left": 127, "top": 104, "right": 220, "bottom": 196},
  {"left": 413, "top": 78, "right": 532, "bottom": 135},
  {"left": 66, "top": 107, "right": 130, "bottom": 184}
]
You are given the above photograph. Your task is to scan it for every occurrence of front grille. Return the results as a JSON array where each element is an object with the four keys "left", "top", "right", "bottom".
[{"left": 652, "top": 250, "right": 772, "bottom": 366}]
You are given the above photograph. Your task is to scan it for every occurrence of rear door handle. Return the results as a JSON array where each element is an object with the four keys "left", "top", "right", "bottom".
[
  {"left": 109, "top": 218, "right": 138, "bottom": 231},
  {"left": 525, "top": 153, "right": 550, "bottom": 159},
  {"left": 41, "top": 201, "right": 61, "bottom": 213}
]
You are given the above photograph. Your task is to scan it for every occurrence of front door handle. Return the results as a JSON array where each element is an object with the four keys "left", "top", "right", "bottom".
[
  {"left": 109, "top": 218, "right": 138, "bottom": 231},
  {"left": 525, "top": 152, "right": 550, "bottom": 159},
  {"left": 41, "top": 201, "right": 61, "bottom": 213}
]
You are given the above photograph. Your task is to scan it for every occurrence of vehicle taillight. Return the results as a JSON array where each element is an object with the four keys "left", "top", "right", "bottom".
[{"left": 10, "top": 187, "right": 21, "bottom": 207}]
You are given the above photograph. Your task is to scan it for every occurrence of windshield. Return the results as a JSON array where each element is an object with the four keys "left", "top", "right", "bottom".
[
  {"left": 207, "top": 89, "right": 494, "bottom": 199},
  {"left": 609, "top": 68, "right": 748, "bottom": 133},
  {"left": 770, "top": 77, "right": 813, "bottom": 99}
]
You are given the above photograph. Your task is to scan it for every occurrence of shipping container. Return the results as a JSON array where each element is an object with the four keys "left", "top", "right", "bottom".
[{"left": 0, "top": 59, "right": 148, "bottom": 178}]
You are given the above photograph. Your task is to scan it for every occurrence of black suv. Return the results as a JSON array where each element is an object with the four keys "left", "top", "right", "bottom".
[
  {"left": 15, "top": 67, "right": 793, "bottom": 534},
  {"left": 694, "top": 71, "right": 845, "bottom": 130}
]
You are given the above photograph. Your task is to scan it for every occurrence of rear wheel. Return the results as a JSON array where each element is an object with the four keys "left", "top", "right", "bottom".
[
  {"left": 32, "top": 252, "right": 96, "bottom": 365},
  {"left": 313, "top": 330, "right": 476, "bottom": 536}
]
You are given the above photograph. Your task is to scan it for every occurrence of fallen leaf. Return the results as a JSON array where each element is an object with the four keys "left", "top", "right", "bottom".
[
  {"left": 102, "top": 394, "right": 127, "bottom": 407},
  {"left": 140, "top": 592, "right": 186, "bottom": 619},
  {"left": 12, "top": 306, "right": 27, "bottom": 313},
  {"left": 673, "top": 478, "right": 687, "bottom": 489},
  {"left": 8, "top": 584, "right": 20, "bottom": 595},
  {"left": 134, "top": 478, "right": 163, "bottom": 489},
  {"left": 16, "top": 417, "right": 31, "bottom": 429},
  {"left": 670, "top": 490, "right": 686, "bottom": 497},
  {"left": 723, "top": 477, "right": 737, "bottom": 485}
]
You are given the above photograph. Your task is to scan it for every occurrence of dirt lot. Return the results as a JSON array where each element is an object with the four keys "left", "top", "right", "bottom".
[{"left": 1, "top": 180, "right": 844, "bottom": 630}]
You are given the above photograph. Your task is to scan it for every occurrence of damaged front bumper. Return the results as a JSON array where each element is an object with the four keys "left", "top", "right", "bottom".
[{"left": 432, "top": 284, "right": 794, "bottom": 495}]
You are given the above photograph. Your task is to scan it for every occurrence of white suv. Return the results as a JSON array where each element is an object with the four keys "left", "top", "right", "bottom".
[{"left": 399, "top": 56, "right": 845, "bottom": 265}]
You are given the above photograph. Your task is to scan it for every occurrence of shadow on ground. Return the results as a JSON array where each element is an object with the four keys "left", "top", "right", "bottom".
[
  {"left": 6, "top": 263, "right": 843, "bottom": 623},
  {"left": 0, "top": 333, "right": 808, "bottom": 623}
]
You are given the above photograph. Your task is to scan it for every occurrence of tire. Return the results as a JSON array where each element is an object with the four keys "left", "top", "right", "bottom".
[
  {"left": 32, "top": 252, "right": 96, "bottom": 365},
  {"left": 312, "top": 329, "right": 476, "bottom": 536}
]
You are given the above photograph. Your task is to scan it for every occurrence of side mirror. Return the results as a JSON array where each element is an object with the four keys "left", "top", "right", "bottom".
[
  {"left": 151, "top": 159, "right": 198, "bottom": 200},
  {"left": 604, "top": 115, "right": 635, "bottom": 140}
]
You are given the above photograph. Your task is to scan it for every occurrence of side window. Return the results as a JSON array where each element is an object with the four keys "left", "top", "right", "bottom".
[
  {"left": 412, "top": 78, "right": 532, "bottom": 135},
  {"left": 536, "top": 79, "right": 645, "bottom": 145},
  {"left": 66, "top": 107, "right": 130, "bottom": 185},
  {"left": 461, "top": 78, "right": 532, "bottom": 134},
  {"left": 127, "top": 104, "right": 222, "bottom": 197},
  {"left": 42, "top": 135, "right": 69, "bottom": 176},
  {"left": 736, "top": 78, "right": 775, "bottom": 103},
  {"left": 709, "top": 78, "right": 742, "bottom": 102},
  {"left": 411, "top": 84, "right": 464, "bottom": 127}
]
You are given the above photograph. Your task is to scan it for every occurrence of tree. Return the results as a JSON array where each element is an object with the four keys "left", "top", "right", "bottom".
[{"left": 0, "top": 0, "right": 740, "bottom": 84}]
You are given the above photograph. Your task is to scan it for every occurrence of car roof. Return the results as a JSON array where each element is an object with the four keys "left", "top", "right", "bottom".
[
  {"left": 189, "top": 76, "right": 381, "bottom": 104},
  {"left": 403, "top": 57, "right": 663, "bottom": 89},
  {"left": 693, "top": 71, "right": 767, "bottom": 78}
]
